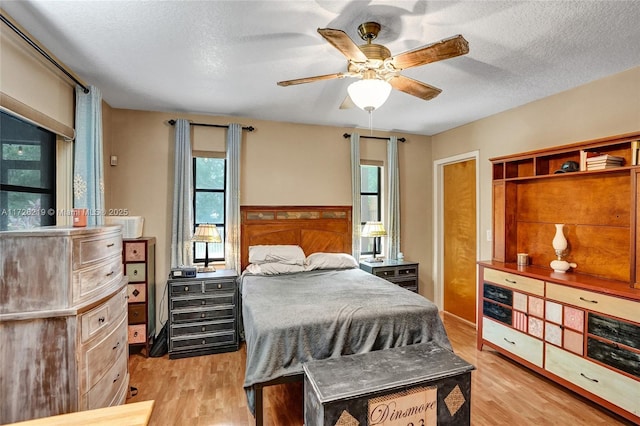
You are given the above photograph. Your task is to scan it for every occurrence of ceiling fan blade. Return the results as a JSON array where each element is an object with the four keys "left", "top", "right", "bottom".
[
  {"left": 277, "top": 72, "right": 345, "bottom": 87},
  {"left": 317, "top": 28, "right": 368, "bottom": 62},
  {"left": 339, "top": 94, "right": 355, "bottom": 109},
  {"left": 389, "top": 34, "right": 469, "bottom": 70},
  {"left": 389, "top": 75, "right": 442, "bottom": 101}
]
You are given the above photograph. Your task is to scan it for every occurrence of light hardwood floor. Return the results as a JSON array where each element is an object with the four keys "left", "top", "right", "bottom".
[{"left": 127, "top": 313, "right": 633, "bottom": 425}]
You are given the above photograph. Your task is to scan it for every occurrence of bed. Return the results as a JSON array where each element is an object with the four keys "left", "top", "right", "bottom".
[{"left": 239, "top": 206, "right": 452, "bottom": 424}]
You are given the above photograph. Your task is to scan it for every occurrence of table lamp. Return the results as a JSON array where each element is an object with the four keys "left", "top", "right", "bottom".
[
  {"left": 362, "top": 221, "right": 387, "bottom": 262},
  {"left": 192, "top": 224, "right": 222, "bottom": 272}
]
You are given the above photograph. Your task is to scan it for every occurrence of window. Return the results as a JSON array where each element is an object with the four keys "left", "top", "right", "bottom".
[
  {"left": 360, "top": 164, "right": 382, "bottom": 255},
  {"left": 0, "top": 111, "right": 56, "bottom": 231},
  {"left": 192, "top": 156, "right": 226, "bottom": 262}
]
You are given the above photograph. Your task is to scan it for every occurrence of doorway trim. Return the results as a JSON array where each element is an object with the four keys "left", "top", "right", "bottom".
[{"left": 432, "top": 150, "right": 481, "bottom": 317}]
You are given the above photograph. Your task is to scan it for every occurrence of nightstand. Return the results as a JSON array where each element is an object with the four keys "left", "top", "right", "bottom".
[
  {"left": 167, "top": 269, "right": 239, "bottom": 359},
  {"left": 359, "top": 259, "right": 419, "bottom": 293}
]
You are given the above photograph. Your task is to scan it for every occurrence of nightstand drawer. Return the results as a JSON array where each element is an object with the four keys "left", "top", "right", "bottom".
[
  {"left": 390, "top": 277, "right": 418, "bottom": 292},
  {"left": 171, "top": 319, "right": 235, "bottom": 338},
  {"left": 397, "top": 266, "right": 417, "bottom": 277},
  {"left": 171, "top": 293, "right": 235, "bottom": 310},
  {"left": 203, "top": 279, "right": 236, "bottom": 293},
  {"left": 171, "top": 306, "right": 235, "bottom": 323},
  {"left": 171, "top": 281, "right": 205, "bottom": 296},
  {"left": 170, "top": 331, "right": 236, "bottom": 351},
  {"left": 373, "top": 268, "right": 397, "bottom": 279}
]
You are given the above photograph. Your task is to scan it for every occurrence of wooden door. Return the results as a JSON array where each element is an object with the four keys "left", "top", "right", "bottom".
[{"left": 443, "top": 159, "right": 477, "bottom": 324}]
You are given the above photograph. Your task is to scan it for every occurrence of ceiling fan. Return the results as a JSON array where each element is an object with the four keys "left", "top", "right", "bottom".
[{"left": 277, "top": 22, "right": 469, "bottom": 111}]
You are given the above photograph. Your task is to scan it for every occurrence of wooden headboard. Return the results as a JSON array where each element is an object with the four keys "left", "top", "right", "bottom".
[{"left": 240, "top": 205, "right": 352, "bottom": 271}]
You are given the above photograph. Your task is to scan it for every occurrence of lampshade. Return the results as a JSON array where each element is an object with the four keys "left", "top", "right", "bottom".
[
  {"left": 192, "top": 224, "right": 222, "bottom": 243},
  {"left": 362, "top": 221, "right": 387, "bottom": 237},
  {"left": 347, "top": 78, "right": 392, "bottom": 111}
]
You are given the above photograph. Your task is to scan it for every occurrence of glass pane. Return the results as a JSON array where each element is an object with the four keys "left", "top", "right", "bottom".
[
  {"left": 194, "top": 227, "right": 225, "bottom": 260},
  {"left": 361, "top": 195, "right": 379, "bottom": 222},
  {"left": 195, "top": 158, "right": 225, "bottom": 190},
  {"left": 8, "top": 169, "right": 41, "bottom": 187},
  {"left": 195, "top": 192, "right": 224, "bottom": 224},
  {"left": 1, "top": 191, "right": 54, "bottom": 230},
  {"left": 360, "top": 165, "right": 379, "bottom": 192}
]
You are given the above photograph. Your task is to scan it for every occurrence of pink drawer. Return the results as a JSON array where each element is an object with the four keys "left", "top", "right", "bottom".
[
  {"left": 125, "top": 242, "right": 146, "bottom": 262},
  {"left": 128, "top": 324, "right": 146, "bottom": 344},
  {"left": 128, "top": 283, "right": 146, "bottom": 303}
]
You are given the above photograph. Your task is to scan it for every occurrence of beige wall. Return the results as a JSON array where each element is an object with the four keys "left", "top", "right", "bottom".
[
  {"left": 432, "top": 66, "right": 640, "bottom": 269},
  {"left": 105, "top": 110, "right": 430, "bottom": 326}
]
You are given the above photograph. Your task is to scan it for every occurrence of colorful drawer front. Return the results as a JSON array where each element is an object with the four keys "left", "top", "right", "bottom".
[
  {"left": 125, "top": 242, "right": 146, "bottom": 262},
  {"left": 128, "top": 304, "right": 146, "bottom": 324},
  {"left": 125, "top": 263, "right": 146, "bottom": 283},
  {"left": 127, "top": 283, "right": 146, "bottom": 303},
  {"left": 128, "top": 324, "right": 147, "bottom": 344}
]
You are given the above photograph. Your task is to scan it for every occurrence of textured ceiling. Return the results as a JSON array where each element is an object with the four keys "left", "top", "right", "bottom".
[{"left": 2, "top": 0, "right": 640, "bottom": 136}]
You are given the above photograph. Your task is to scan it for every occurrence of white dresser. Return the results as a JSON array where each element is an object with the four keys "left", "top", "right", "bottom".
[{"left": 0, "top": 226, "right": 129, "bottom": 424}]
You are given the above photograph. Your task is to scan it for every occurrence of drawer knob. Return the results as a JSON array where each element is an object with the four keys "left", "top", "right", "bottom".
[
  {"left": 201, "top": 313, "right": 205, "bottom": 318},
  {"left": 579, "top": 296, "right": 598, "bottom": 304},
  {"left": 218, "top": 284, "right": 222, "bottom": 289},
  {"left": 107, "top": 243, "right": 115, "bottom": 248},
  {"left": 133, "top": 270, "right": 138, "bottom": 276},
  {"left": 113, "top": 373, "right": 120, "bottom": 383},
  {"left": 201, "top": 300, "right": 206, "bottom": 305},
  {"left": 202, "top": 339, "right": 206, "bottom": 345},
  {"left": 580, "top": 373, "right": 599, "bottom": 383},
  {"left": 202, "top": 326, "right": 206, "bottom": 332},
  {"left": 112, "top": 341, "right": 120, "bottom": 350},
  {"left": 133, "top": 331, "right": 138, "bottom": 337},
  {"left": 98, "top": 317, "right": 105, "bottom": 323},
  {"left": 133, "top": 249, "right": 138, "bottom": 254},
  {"left": 503, "top": 338, "right": 515, "bottom": 345},
  {"left": 185, "top": 286, "right": 189, "bottom": 292},
  {"left": 106, "top": 271, "right": 114, "bottom": 277}
]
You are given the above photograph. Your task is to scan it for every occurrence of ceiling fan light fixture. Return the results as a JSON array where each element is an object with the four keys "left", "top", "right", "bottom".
[{"left": 347, "top": 78, "right": 392, "bottom": 111}]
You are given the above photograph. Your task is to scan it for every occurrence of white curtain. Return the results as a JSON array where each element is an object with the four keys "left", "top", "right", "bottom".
[
  {"left": 73, "top": 85, "right": 104, "bottom": 226},
  {"left": 387, "top": 136, "right": 400, "bottom": 260},
  {"left": 350, "top": 132, "right": 361, "bottom": 260},
  {"left": 225, "top": 123, "right": 242, "bottom": 273},
  {"left": 171, "top": 119, "right": 193, "bottom": 268}
]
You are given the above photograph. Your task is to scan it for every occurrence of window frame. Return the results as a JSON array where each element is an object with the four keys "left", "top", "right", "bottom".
[
  {"left": 0, "top": 111, "right": 56, "bottom": 231},
  {"left": 360, "top": 164, "right": 382, "bottom": 256},
  {"left": 192, "top": 155, "right": 226, "bottom": 263}
]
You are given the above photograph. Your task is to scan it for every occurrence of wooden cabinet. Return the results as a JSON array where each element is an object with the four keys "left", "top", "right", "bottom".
[
  {"left": 0, "top": 226, "right": 129, "bottom": 424},
  {"left": 122, "top": 237, "right": 156, "bottom": 356},
  {"left": 478, "top": 130, "right": 640, "bottom": 424},
  {"left": 359, "top": 259, "right": 419, "bottom": 293},
  {"left": 168, "top": 270, "right": 239, "bottom": 359}
]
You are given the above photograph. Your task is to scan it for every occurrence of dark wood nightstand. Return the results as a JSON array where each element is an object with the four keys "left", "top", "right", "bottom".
[
  {"left": 359, "top": 259, "right": 419, "bottom": 293},
  {"left": 167, "top": 269, "right": 239, "bottom": 359}
]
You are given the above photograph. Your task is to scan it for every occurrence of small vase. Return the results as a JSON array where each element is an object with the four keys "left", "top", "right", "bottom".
[{"left": 552, "top": 224, "right": 567, "bottom": 256}]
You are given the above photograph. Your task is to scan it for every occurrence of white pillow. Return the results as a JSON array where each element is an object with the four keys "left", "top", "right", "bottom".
[
  {"left": 248, "top": 245, "right": 306, "bottom": 265},
  {"left": 245, "top": 262, "right": 306, "bottom": 275},
  {"left": 305, "top": 252, "right": 359, "bottom": 270}
]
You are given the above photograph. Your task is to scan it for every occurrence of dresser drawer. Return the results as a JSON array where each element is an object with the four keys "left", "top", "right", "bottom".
[
  {"left": 73, "top": 231, "right": 122, "bottom": 270},
  {"left": 390, "top": 277, "right": 418, "bottom": 292},
  {"left": 372, "top": 268, "right": 397, "bottom": 279},
  {"left": 127, "top": 283, "right": 146, "bottom": 303},
  {"left": 588, "top": 313, "right": 640, "bottom": 350},
  {"left": 84, "top": 348, "right": 129, "bottom": 410},
  {"left": 74, "top": 255, "right": 123, "bottom": 302},
  {"left": 396, "top": 265, "right": 417, "bottom": 278},
  {"left": 587, "top": 337, "right": 640, "bottom": 378},
  {"left": 483, "top": 268, "right": 544, "bottom": 296},
  {"left": 171, "top": 318, "right": 235, "bottom": 338},
  {"left": 546, "top": 283, "right": 640, "bottom": 323},
  {"left": 128, "top": 303, "right": 147, "bottom": 324},
  {"left": 82, "top": 311, "right": 128, "bottom": 391},
  {"left": 124, "top": 242, "right": 146, "bottom": 262},
  {"left": 170, "top": 330, "right": 236, "bottom": 351},
  {"left": 483, "top": 317, "right": 543, "bottom": 367},
  {"left": 171, "top": 306, "right": 235, "bottom": 323},
  {"left": 171, "top": 281, "right": 205, "bottom": 296},
  {"left": 128, "top": 324, "right": 147, "bottom": 344},
  {"left": 171, "top": 293, "right": 235, "bottom": 310},
  {"left": 125, "top": 263, "right": 146, "bottom": 283},
  {"left": 80, "top": 286, "right": 128, "bottom": 343},
  {"left": 545, "top": 344, "right": 640, "bottom": 416}
]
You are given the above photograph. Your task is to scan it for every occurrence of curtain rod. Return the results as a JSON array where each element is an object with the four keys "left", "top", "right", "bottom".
[
  {"left": 1, "top": 13, "right": 90, "bottom": 94},
  {"left": 168, "top": 119, "right": 254, "bottom": 132},
  {"left": 343, "top": 133, "right": 406, "bottom": 142}
]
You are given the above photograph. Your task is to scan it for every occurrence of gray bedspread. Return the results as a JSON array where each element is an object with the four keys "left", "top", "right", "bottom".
[{"left": 240, "top": 268, "right": 452, "bottom": 414}]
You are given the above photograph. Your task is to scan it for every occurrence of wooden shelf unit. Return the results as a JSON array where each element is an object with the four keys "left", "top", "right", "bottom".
[{"left": 490, "top": 131, "right": 640, "bottom": 287}]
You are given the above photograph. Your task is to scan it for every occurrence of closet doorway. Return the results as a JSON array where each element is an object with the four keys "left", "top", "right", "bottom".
[{"left": 434, "top": 152, "right": 479, "bottom": 325}]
